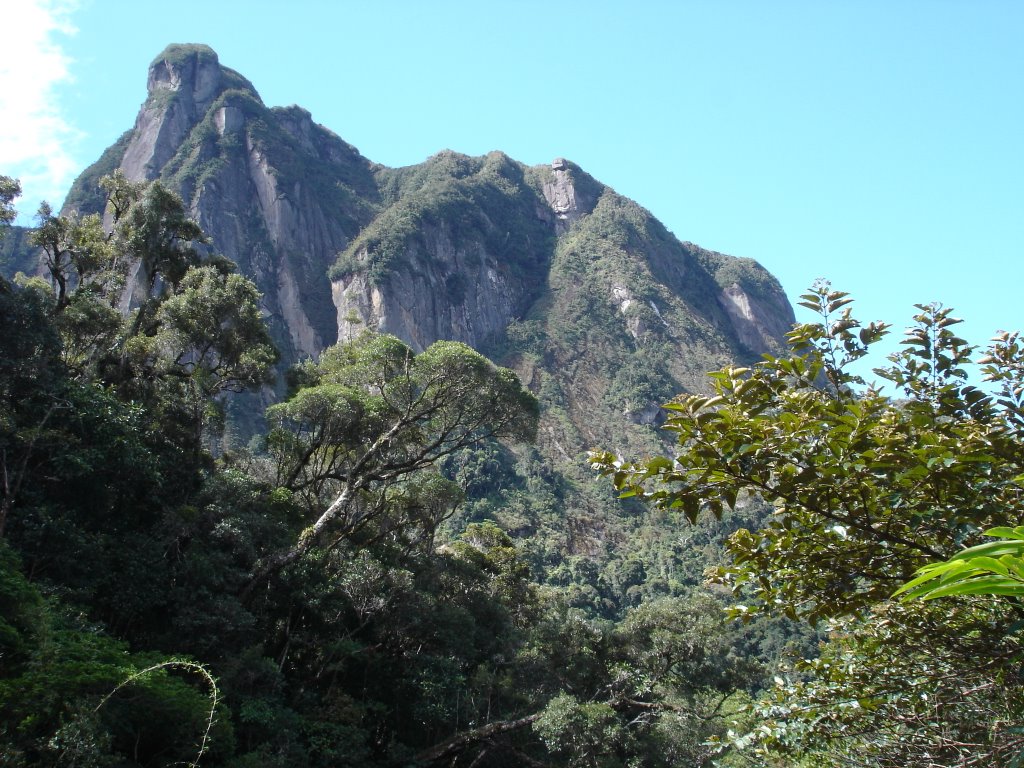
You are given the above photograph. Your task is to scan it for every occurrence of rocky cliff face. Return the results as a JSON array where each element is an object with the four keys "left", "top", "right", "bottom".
[
  {"left": 66, "top": 44, "right": 377, "bottom": 364},
  {"left": 59, "top": 44, "right": 795, "bottom": 498},
  {"left": 332, "top": 222, "right": 533, "bottom": 353},
  {"left": 119, "top": 45, "right": 242, "bottom": 182},
  {"left": 329, "top": 151, "right": 557, "bottom": 353}
]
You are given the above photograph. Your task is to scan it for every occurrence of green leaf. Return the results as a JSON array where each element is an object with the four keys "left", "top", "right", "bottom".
[{"left": 920, "top": 576, "right": 1024, "bottom": 600}]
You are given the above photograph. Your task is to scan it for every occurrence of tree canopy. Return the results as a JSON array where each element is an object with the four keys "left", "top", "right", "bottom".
[
  {"left": 249, "top": 333, "right": 540, "bottom": 592},
  {"left": 593, "top": 282, "right": 1024, "bottom": 765}
]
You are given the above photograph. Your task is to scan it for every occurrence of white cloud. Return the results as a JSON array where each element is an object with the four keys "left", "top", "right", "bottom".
[{"left": 0, "top": 0, "right": 81, "bottom": 220}]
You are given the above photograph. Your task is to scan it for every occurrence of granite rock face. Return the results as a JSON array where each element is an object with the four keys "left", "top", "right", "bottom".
[
  {"left": 542, "top": 157, "right": 597, "bottom": 233},
  {"left": 119, "top": 45, "right": 237, "bottom": 182},
  {"left": 718, "top": 280, "right": 796, "bottom": 354},
  {"left": 332, "top": 222, "right": 533, "bottom": 353}
]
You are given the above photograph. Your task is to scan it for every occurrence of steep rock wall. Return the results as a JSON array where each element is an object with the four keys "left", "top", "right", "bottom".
[
  {"left": 332, "top": 222, "right": 537, "bottom": 353},
  {"left": 718, "top": 280, "right": 796, "bottom": 354},
  {"left": 86, "top": 45, "right": 380, "bottom": 364},
  {"left": 120, "top": 45, "right": 244, "bottom": 182},
  {"left": 329, "top": 151, "right": 560, "bottom": 355}
]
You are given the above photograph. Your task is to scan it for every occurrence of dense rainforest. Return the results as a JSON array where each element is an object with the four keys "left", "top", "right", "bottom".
[
  {"left": 4, "top": 169, "right": 1024, "bottom": 767},
  {"left": 0, "top": 172, "right": 798, "bottom": 767},
  {"left": 2, "top": 44, "right": 1024, "bottom": 768}
]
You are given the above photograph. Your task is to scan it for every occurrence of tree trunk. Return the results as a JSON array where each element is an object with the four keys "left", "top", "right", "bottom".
[{"left": 410, "top": 713, "right": 541, "bottom": 765}]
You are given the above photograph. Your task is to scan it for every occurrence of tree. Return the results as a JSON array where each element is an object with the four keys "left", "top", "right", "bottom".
[
  {"left": 0, "top": 542, "right": 230, "bottom": 768},
  {"left": 0, "top": 175, "right": 21, "bottom": 293},
  {"left": 0, "top": 280, "right": 63, "bottom": 538},
  {"left": 110, "top": 170, "right": 203, "bottom": 295},
  {"left": 0, "top": 175, "right": 19, "bottom": 228},
  {"left": 591, "top": 282, "right": 1024, "bottom": 765},
  {"left": 139, "top": 264, "right": 277, "bottom": 453},
  {"left": 152, "top": 265, "right": 277, "bottom": 397},
  {"left": 33, "top": 198, "right": 128, "bottom": 295},
  {"left": 592, "top": 284, "right": 1024, "bottom": 621},
  {"left": 246, "top": 333, "right": 539, "bottom": 595},
  {"left": 31, "top": 172, "right": 203, "bottom": 356},
  {"left": 25, "top": 175, "right": 275, "bottom": 447}
]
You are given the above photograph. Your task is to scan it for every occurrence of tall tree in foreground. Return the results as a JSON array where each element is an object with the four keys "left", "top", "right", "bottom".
[
  {"left": 28, "top": 173, "right": 276, "bottom": 445},
  {"left": 0, "top": 175, "right": 18, "bottom": 227},
  {"left": 592, "top": 282, "right": 1024, "bottom": 766},
  {"left": 0, "top": 175, "right": 20, "bottom": 293},
  {"left": 247, "top": 333, "right": 540, "bottom": 595},
  {"left": 0, "top": 173, "right": 268, "bottom": 767}
]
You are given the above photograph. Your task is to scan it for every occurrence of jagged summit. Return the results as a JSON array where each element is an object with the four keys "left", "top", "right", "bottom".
[
  {"left": 146, "top": 44, "right": 255, "bottom": 100},
  {"left": 120, "top": 44, "right": 262, "bottom": 183},
  {"left": 146, "top": 44, "right": 260, "bottom": 103}
]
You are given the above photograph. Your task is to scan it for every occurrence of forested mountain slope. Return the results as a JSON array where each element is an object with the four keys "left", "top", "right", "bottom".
[{"left": 49, "top": 43, "right": 795, "bottom": 570}]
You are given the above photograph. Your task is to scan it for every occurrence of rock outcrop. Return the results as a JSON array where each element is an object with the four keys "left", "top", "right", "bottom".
[
  {"left": 329, "top": 151, "right": 556, "bottom": 353},
  {"left": 332, "top": 223, "right": 533, "bottom": 352},
  {"left": 542, "top": 157, "right": 598, "bottom": 233},
  {"left": 719, "top": 280, "right": 795, "bottom": 354},
  {"left": 119, "top": 45, "right": 243, "bottom": 182}
]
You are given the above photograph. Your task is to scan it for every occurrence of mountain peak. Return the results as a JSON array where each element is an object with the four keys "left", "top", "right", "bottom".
[
  {"left": 149, "top": 43, "right": 220, "bottom": 70},
  {"left": 147, "top": 44, "right": 222, "bottom": 100},
  {"left": 146, "top": 44, "right": 257, "bottom": 104},
  {"left": 62, "top": 45, "right": 794, "bottom": 426},
  {"left": 118, "top": 45, "right": 260, "bottom": 182}
]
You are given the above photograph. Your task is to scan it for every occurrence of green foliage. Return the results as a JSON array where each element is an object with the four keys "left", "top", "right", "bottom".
[
  {"left": 0, "top": 225, "right": 37, "bottom": 280},
  {"left": 32, "top": 200, "right": 124, "bottom": 313},
  {"left": 706, "top": 253, "right": 784, "bottom": 304},
  {"left": 520, "top": 590, "right": 765, "bottom": 768},
  {"left": 594, "top": 281, "right": 1024, "bottom": 764},
  {"left": 153, "top": 265, "right": 278, "bottom": 395},
  {"left": 534, "top": 693, "right": 624, "bottom": 767},
  {"left": 118, "top": 176, "right": 205, "bottom": 291},
  {"left": 61, "top": 131, "right": 132, "bottom": 214},
  {"left": 0, "top": 548, "right": 230, "bottom": 768},
  {"left": 593, "top": 284, "right": 1024, "bottom": 621},
  {"left": 896, "top": 524, "right": 1024, "bottom": 600},
  {"left": 0, "top": 177, "right": 33, "bottom": 285},
  {"left": 0, "top": 175, "right": 20, "bottom": 228},
  {"left": 735, "top": 600, "right": 1024, "bottom": 767},
  {"left": 0, "top": 152, "right": 819, "bottom": 767},
  {"left": 0, "top": 542, "right": 43, "bottom": 668},
  {"left": 446, "top": 521, "right": 537, "bottom": 619},
  {"left": 152, "top": 43, "right": 220, "bottom": 70},
  {"left": 255, "top": 333, "right": 539, "bottom": 590},
  {"left": 330, "top": 150, "right": 554, "bottom": 284}
]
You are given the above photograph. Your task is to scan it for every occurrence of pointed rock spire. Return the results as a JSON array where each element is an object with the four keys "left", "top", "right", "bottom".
[{"left": 120, "top": 44, "right": 259, "bottom": 182}]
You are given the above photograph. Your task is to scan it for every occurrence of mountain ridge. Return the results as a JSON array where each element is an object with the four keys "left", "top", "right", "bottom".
[{"left": 61, "top": 44, "right": 792, "bottom": 369}]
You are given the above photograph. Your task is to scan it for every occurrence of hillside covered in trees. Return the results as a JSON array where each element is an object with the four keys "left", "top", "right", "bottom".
[
  {"left": 0, "top": 170, "right": 795, "bottom": 766},
  {"left": 3, "top": 42, "right": 1024, "bottom": 768}
]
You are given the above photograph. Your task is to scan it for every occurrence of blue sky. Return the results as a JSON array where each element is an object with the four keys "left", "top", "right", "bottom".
[{"left": 4, "top": 1, "right": 1022, "bottom": 376}]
